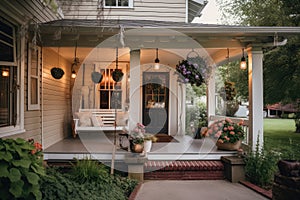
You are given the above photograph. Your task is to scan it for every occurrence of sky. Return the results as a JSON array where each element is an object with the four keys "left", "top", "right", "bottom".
[{"left": 193, "top": 0, "right": 222, "bottom": 24}]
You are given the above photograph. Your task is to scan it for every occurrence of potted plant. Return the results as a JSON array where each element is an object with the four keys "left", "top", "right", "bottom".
[
  {"left": 112, "top": 69, "right": 124, "bottom": 82},
  {"left": 143, "top": 133, "right": 158, "bottom": 153},
  {"left": 175, "top": 59, "right": 205, "bottom": 86},
  {"left": 219, "top": 81, "right": 239, "bottom": 116},
  {"left": 128, "top": 123, "right": 145, "bottom": 153},
  {"left": 202, "top": 118, "right": 245, "bottom": 150}
]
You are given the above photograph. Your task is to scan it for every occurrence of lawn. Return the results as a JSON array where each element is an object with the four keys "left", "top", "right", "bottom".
[{"left": 264, "top": 118, "right": 300, "bottom": 160}]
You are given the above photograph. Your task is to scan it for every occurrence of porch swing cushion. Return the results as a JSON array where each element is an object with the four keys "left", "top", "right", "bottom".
[{"left": 73, "top": 109, "right": 129, "bottom": 136}]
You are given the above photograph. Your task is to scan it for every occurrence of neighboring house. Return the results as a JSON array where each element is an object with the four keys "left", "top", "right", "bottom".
[
  {"left": 1, "top": 0, "right": 300, "bottom": 157},
  {"left": 265, "top": 103, "right": 298, "bottom": 118}
]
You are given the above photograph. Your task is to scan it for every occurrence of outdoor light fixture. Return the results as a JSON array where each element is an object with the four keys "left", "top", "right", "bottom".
[
  {"left": 240, "top": 48, "right": 247, "bottom": 70},
  {"left": 154, "top": 48, "right": 160, "bottom": 70},
  {"left": 2, "top": 69, "right": 9, "bottom": 77},
  {"left": 71, "top": 42, "right": 79, "bottom": 79}
]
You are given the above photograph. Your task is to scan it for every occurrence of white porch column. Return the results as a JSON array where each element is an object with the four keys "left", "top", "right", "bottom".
[
  {"left": 129, "top": 49, "right": 141, "bottom": 131},
  {"left": 248, "top": 47, "right": 264, "bottom": 150},
  {"left": 207, "top": 67, "right": 216, "bottom": 122}
]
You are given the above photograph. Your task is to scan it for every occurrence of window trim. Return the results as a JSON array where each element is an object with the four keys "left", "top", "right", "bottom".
[
  {"left": 103, "top": 0, "right": 133, "bottom": 8},
  {"left": 27, "top": 43, "right": 41, "bottom": 110}
]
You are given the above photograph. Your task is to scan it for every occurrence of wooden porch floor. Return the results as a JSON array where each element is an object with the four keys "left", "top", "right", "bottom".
[{"left": 44, "top": 132, "right": 236, "bottom": 161}]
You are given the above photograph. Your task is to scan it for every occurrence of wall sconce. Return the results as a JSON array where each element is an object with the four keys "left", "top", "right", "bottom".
[
  {"left": 154, "top": 48, "right": 160, "bottom": 70},
  {"left": 240, "top": 48, "right": 247, "bottom": 70},
  {"left": 71, "top": 42, "right": 79, "bottom": 79},
  {"left": 2, "top": 69, "right": 9, "bottom": 77}
]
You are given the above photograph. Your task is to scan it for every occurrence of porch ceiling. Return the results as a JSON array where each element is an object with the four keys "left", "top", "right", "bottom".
[{"left": 36, "top": 19, "right": 300, "bottom": 63}]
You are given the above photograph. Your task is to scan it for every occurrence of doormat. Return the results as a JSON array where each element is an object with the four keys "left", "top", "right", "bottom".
[{"left": 154, "top": 134, "right": 179, "bottom": 143}]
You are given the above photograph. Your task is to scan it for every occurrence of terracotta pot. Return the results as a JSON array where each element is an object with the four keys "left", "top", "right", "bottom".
[
  {"left": 129, "top": 140, "right": 144, "bottom": 153},
  {"left": 216, "top": 140, "right": 242, "bottom": 151}
]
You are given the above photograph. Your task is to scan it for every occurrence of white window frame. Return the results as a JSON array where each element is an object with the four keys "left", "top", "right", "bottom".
[
  {"left": 103, "top": 0, "right": 133, "bottom": 8},
  {"left": 0, "top": 17, "right": 25, "bottom": 137},
  {"left": 27, "top": 43, "right": 41, "bottom": 110}
]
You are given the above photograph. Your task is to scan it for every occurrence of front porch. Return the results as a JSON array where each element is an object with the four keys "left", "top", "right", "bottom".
[{"left": 43, "top": 132, "right": 237, "bottom": 162}]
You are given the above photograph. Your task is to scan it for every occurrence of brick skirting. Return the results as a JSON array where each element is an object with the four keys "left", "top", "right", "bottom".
[{"left": 144, "top": 160, "right": 224, "bottom": 180}]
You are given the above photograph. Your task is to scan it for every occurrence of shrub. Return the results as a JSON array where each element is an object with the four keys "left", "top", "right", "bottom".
[
  {"left": 244, "top": 136, "right": 279, "bottom": 187},
  {"left": 71, "top": 158, "right": 107, "bottom": 184},
  {"left": 0, "top": 138, "right": 44, "bottom": 200},
  {"left": 41, "top": 159, "right": 138, "bottom": 200}
]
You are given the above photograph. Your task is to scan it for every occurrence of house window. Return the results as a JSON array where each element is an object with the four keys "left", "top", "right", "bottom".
[
  {"left": 104, "top": 0, "right": 133, "bottom": 8},
  {"left": 99, "top": 69, "right": 122, "bottom": 109},
  {"left": 0, "top": 18, "right": 18, "bottom": 130},
  {"left": 27, "top": 44, "right": 41, "bottom": 110}
]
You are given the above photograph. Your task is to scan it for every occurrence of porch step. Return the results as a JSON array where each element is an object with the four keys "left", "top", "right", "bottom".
[{"left": 144, "top": 160, "right": 224, "bottom": 180}]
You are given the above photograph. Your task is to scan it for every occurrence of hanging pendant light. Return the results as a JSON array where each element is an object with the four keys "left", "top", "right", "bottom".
[
  {"left": 112, "top": 47, "right": 123, "bottom": 82},
  {"left": 154, "top": 48, "right": 160, "bottom": 70},
  {"left": 240, "top": 48, "right": 247, "bottom": 70},
  {"left": 71, "top": 42, "right": 79, "bottom": 78}
]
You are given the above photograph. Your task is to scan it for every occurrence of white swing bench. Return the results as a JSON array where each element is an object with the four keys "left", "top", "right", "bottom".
[{"left": 73, "top": 109, "right": 128, "bottom": 137}]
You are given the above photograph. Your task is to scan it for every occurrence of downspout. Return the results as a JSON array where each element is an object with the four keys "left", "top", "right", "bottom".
[{"left": 185, "top": 0, "right": 188, "bottom": 23}]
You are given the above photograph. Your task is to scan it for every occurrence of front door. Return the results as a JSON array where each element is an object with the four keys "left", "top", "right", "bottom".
[{"left": 142, "top": 72, "right": 169, "bottom": 134}]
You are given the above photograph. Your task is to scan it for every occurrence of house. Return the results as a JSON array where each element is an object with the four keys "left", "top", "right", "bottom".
[{"left": 1, "top": 0, "right": 300, "bottom": 163}]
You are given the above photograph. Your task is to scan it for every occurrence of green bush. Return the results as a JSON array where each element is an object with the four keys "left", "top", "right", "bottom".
[
  {"left": 41, "top": 159, "right": 138, "bottom": 200},
  {"left": 71, "top": 158, "right": 107, "bottom": 184},
  {"left": 0, "top": 138, "right": 44, "bottom": 200},
  {"left": 244, "top": 137, "right": 279, "bottom": 187}
]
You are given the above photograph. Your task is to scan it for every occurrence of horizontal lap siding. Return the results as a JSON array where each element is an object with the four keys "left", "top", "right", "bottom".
[
  {"left": 42, "top": 48, "right": 72, "bottom": 148},
  {"left": 60, "top": 0, "right": 186, "bottom": 22}
]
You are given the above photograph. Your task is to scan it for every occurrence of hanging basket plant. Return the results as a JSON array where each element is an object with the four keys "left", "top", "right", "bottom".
[
  {"left": 175, "top": 50, "right": 210, "bottom": 86},
  {"left": 51, "top": 67, "right": 64, "bottom": 79},
  {"left": 112, "top": 69, "right": 123, "bottom": 82},
  {"left": 91, "top": 72, "right": 103, "bottom": 83},
  {"left": 176, "top": 59, "right": 204, "bottom": 86}
]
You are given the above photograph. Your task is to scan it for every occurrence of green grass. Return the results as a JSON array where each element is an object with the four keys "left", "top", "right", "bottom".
[{"left": 264, "top": 118, "right": 300, "bottom": 160}]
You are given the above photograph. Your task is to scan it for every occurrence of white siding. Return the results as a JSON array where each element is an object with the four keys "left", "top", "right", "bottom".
[
  {"left": 42, "top": 48, "right": 72, "bottom": 148},
  {"left": 60, "top": 0, "right": 186, "bottom": 22}
]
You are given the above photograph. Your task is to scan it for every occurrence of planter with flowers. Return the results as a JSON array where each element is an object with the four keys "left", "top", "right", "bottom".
[
  {"left": 219, "top": 81, "right": 239, "bottom": 117},
  {"left": 128, "top": 123, "right": 157, "bottom": 153},
  {"left": 175, "top": 53, "right": 212, "bottom": 87},
  {"left": 202, "top": 118, "right": 245, "bottom": 150}
]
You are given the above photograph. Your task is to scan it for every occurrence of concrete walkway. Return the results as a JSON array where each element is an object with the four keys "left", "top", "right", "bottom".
[{"left": 134, "top": 180, "right": 268, "bottom": 200}]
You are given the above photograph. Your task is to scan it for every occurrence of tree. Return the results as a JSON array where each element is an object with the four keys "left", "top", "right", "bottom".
[{"left": 217, "top": 0, "right": 300, "bottom": 132}]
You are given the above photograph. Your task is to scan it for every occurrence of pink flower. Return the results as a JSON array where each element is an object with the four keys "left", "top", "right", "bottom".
[
  {"left": 214, "top": 126, "right": 219, "bottom": 131},
  {"left": 218, "top": 123, "right": 223, "bottom": 127},
  {"left": 225, "top": 118, "right": 233, "bottom": 123},
  {"left": 230, "top": 131, "right": 235, "bottom": 135},
  {"left": 223, "top": 127, "right": 228, "bottom": 131},
  {"left": 238, "top": 120, "right": 244, "bottom": 126},
  {"left": 207, "top": 129, "right": 213, "bottom": 135},
  {"left": 228, "top": 126, "right": 234, "bottom": 131}
]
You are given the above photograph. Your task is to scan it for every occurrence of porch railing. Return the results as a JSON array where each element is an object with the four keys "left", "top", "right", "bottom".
[{"left": 209, "top": 115, "right": 250, "bottom": 148}]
